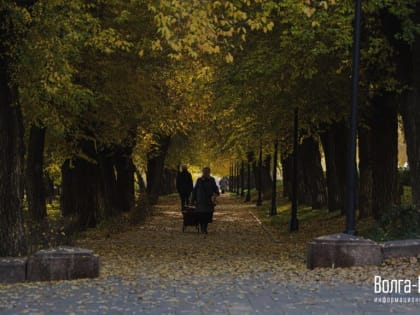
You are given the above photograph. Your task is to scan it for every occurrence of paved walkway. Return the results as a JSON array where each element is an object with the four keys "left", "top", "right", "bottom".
[{"left": 0, "top": 194, "right": 419, "bottom": 314}]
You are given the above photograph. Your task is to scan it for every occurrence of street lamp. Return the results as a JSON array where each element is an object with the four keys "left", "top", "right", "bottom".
[{"left": 345, "top": 0, "right": 362, "bottom": 235}]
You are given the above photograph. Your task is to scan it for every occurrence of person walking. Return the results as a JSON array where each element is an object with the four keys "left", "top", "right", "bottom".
[
  {"left": 176, "top": 165, "right": 194, "bottom": 209},
  {"left": 219, "top": 176, "right": 228, "bottom": 194},
  {"left": 192, "top": 166, "right": 220, "bottom": 235}
]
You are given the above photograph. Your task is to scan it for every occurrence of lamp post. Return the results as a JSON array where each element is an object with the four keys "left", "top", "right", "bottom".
[
  {"left": 290, "top": 108, "right": 299, "bottom": 231},
  {"left": 256, "top": 143, "right": 263, "bottom": 206},
  {"left": 345, "top": 0, "right": 362, "bottom": 235}
]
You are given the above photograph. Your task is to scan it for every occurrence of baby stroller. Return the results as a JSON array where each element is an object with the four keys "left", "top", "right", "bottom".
[{"left": 182, "top": 205, "right": 200, "bottom": 233}]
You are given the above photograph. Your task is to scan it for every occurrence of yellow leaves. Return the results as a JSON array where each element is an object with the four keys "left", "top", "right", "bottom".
[
  {"left": 225, "top": 53, "right": 234, "bottom": 63},
  {"left": 88, "top": 28, "right": 133, "bottom": 54},
  {"left": 248, "top": 19, "right": 260, "bottom": 31},
  {"left": 302, "top": 6, "right": 316, "bottom": 18},
  {"left": 1, "top": 194, "right": 419, "bottom": 315},
  {"left": 311, "top": 21, "right": 321, "bottom": 28},
  {"left": 213, "top": 1, "right": 222, "bottom": 8},
  {"left": 151, "top": 39, "right": 162, "bottom": 51},
  {"left": 302, "top": 0, "right": 331, "bottom": 18},
  {"left": 198, "top": 42, "right": 220, "bottom": 54},
  {"left": 320, "top": 1, "right": 329, "bottom": 10},
  {"left": 74, "top": 193, "right": 420, "bottom": 290},
  {"left": 261, "top": 15, "right": 267, "bottom": 24},
  {"left": 150, "top": 0, "right": 277, "bottom": 59},
  {"left": 222, "top": 27, "right": 235, "bottom": 38},
  {"left": 263, "top": 21, "right": 274, "bottom": 33}
]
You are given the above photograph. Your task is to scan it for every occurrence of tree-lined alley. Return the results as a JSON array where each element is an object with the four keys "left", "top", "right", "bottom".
[{"left": 1, "top": 0, "right": 420, "bottom": 256}]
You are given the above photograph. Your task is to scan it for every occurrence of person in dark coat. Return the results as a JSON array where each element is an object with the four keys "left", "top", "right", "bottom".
[
  {"left": 176, "top": 165, "right": 194, "bottom": 209},
  {"left": 219, "top": 176, "right": 228, "bottom": 194},
  {"left": 192, "top": 166, "right": 220, "bottom": 235}
]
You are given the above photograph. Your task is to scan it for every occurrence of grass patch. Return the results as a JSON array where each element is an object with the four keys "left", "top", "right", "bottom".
[
  {"left": 24, "top": 198, "right": 76, "bottom": 254},
  {"left": 80, "top": 193, "right": 154, "bottom": 240},
  {"left": 158, "top": 193, "right": 180, "bottom": 201},
  {"left": 401, "top": 185, "right": 412, "bottom": 204},
  {"left": 251, "top": 190, "right": 419, "bottom": 244},
  {"left": 359, "top": 204, "right": 420, "bottom": 241},
  {"left": 252, "top": 196, "right": 344, "bottom": 248}
]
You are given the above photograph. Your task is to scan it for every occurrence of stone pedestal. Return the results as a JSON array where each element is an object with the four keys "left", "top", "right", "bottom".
[
  {"left": 27, "top": 246, "right": 99, "bottom": 281},
  {"left": 382, "top": 239, "right": 420, "bottom": 259},
  {"left": 307, "top": 233, "right": 382, "bottom": 269},
  {"left": 0, "top": 258, "right": 27, "bottom": 283}
]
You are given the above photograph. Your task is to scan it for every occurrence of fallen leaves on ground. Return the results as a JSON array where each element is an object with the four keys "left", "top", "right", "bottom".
[
  {"left": 74, "top": 194, "right": 420, "bottom": 287},
  {"left": 1, "top": 195, "right": 419, "bottom": 314}
]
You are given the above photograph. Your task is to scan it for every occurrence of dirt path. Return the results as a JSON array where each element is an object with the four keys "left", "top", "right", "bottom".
[{"left": 79, "top": 194, "right": 292, "bottom": 282}]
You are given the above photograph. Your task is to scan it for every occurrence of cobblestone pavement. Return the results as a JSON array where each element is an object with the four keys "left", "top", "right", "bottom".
[
  {"left": 1, "top": 273, "right": 419, "bottom": 314},
  {"left": 0, "top": 195, "right": 419, "bottom": 314}
]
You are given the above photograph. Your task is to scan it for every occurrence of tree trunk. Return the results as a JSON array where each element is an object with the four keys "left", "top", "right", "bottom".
[
  {"left": 240, "top": 161, "right": 245, "bottom": 196},
  {"left": 60, "top": 160, "right": 75, "bottom": 218},
  {"left": 358, "top": 126, "right": 373, "bottom": 218},
  {"left": 60, "top": 140, "right": 100, "bottom": 229},
  {"left": 60, "top": 158, "right": 99, "bottom": 229},
  {"left": 251, "top": 161, "right": 260, "bottom": 190},
  {"left": 97, "top": 150, "right": 118, "bottom": 217},
  {"left": 146, "top": 135, "right": 171, "bottom": 204},
  {"left": 299, "top": 137, "right": 327, "bottom": 209},
  {"left": 168, "top": 168, "right": 177, "bottom": 193},
  {"left": 269, "top": 141, "right": 278, "bottom": 216},
  {"left": 26, "top": 125, "right": 47, "bottom": 221},
  {"left": 320, "top": 121, "right": 348, "bottom": 212},
  {"left": 0, "top": 0, "right": 39, "bottom": 257},
  {"left": 135, "top": 168, "right": 146, "bottom": 193},
  {"left": 115, "top": 150, "right": 135, "bottom": 212},
  {"left": 160, "top": 168, "right": 177, "bottom": 195},
  {"left": 334, "top": 123, "right": 348, "bottom": 214},
  {"left": 376, "top": 5, "right": 420, "bottom": 213},
  {"left": 261, "top": 155, "right": 273, "bottom": 199},
  {"left": 371, "top": 94, "right": 399, "bottom": 219},
  {"left": 297, "top": 150, "right": 310, "bottom": 205},
  {"left": 236, "top": 162, "right": 241, "bottom": 196},
  {"left": 44, "top": 173, "right": 55, "bottom": 205},
  {"left": 400, "top": 33, "right": 420, "bottom": 209},
  {"left": 0, "top": 60, "right": 27, "bottom": 256},
  {"left": 281, "top": 156, "right": 292, "bottom": 199}
]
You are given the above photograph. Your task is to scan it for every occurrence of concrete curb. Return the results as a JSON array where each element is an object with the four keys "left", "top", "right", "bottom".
[
  {"left": 307, "top": 234, "right": 420, "bottom": 269},
  {"left": 0, "top": 247, "right": 99, "bottom": 284}
]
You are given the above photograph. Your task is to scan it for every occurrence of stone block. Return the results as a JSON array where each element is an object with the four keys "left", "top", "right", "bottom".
[
  {"left": 307, "top": 233, "right": 382, "bottom": 269},
  {"left": 382, "top": 239, "right": 420, "bottom": 259},
  {"left": 0, "top": 258, "right": 27, "bottom": 283},
  {"left": 27, "top": 246, "right": 99, "bottom": 281}
]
